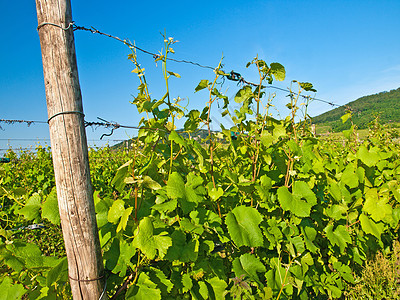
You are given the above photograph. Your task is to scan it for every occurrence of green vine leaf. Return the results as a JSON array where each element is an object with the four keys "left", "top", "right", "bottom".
[
  {"left": 117, "top": 207, "right": 133, "bottom": 232},
  {"left": 126, "top": 273, "right": 161, "bottom": 300},
  {"left": 324, "top": 225, "right": 351, "bottom": 253},
  {"left": 299, "top": 82, "right": 317, "bottom": 92},
  {"left": 195, "top": 79, "right": 210, "bottom": 92},
  {"left": 359, "top": 213, "right": 385, "bottom": 239},
  {"left": 234, "top": 86, "right": 253, "bottom": 103},
  {"left": 270, "top": 62, "right": 286, "bottom": 81},
  {"left": 18, "top": 193, "right": 41, "bottom": 221},
  {"left": 167, "top": 71, "right": 181, "bottom": 78},
  {"left": 341, "top": 112, "right": 352, "bottom": 124},
  {"left": 340, "top": 164, "right": 359, "bottom": 189},
  {"left": 232, "top": 253, "right": 266, "bottom": 283},
  {"left": 267, "top": 257, "right": 288, "bottom": 290},
  {"left": 164, "top": 230, "right": 198, "bottom": 262},
  {"left": 357, "top": 145, "right": 380, "bottom": 167},
  {"left": 184, "top": 110, "right": 200, "bottom": 131},
  {"left": 149, "top": 268, "right": 174, "bottom": 294},
  {"left": 277, "top": 181, "right": 317, "bottom": 217},
  {"left": 226, "top": 206, "right": 263, "bottom": 247},
  {"left": 111, "top": 160, "right": 132, "bottom": 192},
  {"left": 104, "top": 238, "right": 136, "bottom": 276},
  {"left": 107, "top": 200, "right": 125, "bottom": 224},
  {"left": 208, "top": 187, "right": 224, "bottom": 201},
  {"left": 0, "top": 277, "right": 26, "bottom": 300},
  {"left": 169, "top": 131, "right": 187, "bottom": 147},
  {"left": 133, "top": 217, "right": 172, "bottom": 259},
  {"left": 41, "top": 188, "right": 60, "bottom": 225},
  {"left": 46, "top": 257, "right": 68, "bottom": 287},
  {"left": 207, "top": 277, "right": 228, "bottom": 300},
  {"left": 166, "top": 172, "right": 203, "bottom": 214},
  {"left": 363, "top": 188, "right": 392, "bottom": 222},
  {"left": 301, "top": 223, "right": 318, "bottom": 253},
  {"left": 182, "top": 273, "right": 193, "bottom": 293},
  {"left": 142, "top": 176, "right": 162, "bottom": 191}
]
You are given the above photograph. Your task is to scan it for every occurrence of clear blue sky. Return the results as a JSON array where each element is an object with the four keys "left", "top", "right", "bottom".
[{"left": 1, "top": 0, "right": 400, "bottom": 152}]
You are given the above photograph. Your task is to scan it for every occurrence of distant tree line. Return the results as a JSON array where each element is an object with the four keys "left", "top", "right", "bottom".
[{"left": 312, "top": 87, "right": 400, "bottom": 132}]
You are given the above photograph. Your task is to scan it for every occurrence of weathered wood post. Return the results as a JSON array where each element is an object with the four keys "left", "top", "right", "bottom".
[{"left": 35, "top": 0, "right": 105, "bottom": 299}]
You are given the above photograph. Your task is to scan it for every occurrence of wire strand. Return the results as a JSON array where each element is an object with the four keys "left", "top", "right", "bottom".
[
  {"left": 34, "top": 22, "right": 343, "bottom": 108},
  {"left": 73, "top": 25, "right": 215, "bottom": 70},
  {"left": 71, "top": 23, "right": 343, "bottom": 107}
]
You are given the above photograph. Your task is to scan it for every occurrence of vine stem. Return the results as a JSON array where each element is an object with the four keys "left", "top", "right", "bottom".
[
  {"left": 169, "top": 114, "right": 175, "bottom": 176},
  {"left": 251, "top": 60, "right": 264, "bottom": 185},
  {"left": 276, "top": 255, "right": 295, "bottom": 300},
  {"left": 110, "top": 251, "right": 143, "bottom": 300},
  {"left": 283, "top": 149, "right": 294, "bottom": 187},
  {"left": 207, "top": 60, "right": 223, "bottom": 217},
  {"left": 131, "top": 146, "right": 138, "bottom": 223},
  {"left": 1, "top": 187, "right": 25, "bottom": 206}
]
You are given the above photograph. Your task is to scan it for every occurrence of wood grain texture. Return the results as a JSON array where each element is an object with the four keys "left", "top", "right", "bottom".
[{"left": 35, "top": 1, "right": 105, "bottom": 299}]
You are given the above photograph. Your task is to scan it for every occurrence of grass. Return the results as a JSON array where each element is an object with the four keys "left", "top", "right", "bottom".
[{"left": 345, "top": 240, "right": 400, "bottom": 299}]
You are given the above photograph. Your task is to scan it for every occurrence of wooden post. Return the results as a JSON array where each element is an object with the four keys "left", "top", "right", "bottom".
[{"left": 35, "top": 1, "right": 105, "bottom": 299}]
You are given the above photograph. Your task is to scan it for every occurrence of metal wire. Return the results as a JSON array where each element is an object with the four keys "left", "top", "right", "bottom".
[
  {"left": 37, "top": 22, "right": 75, "bottom": 31},
  {"left": 47, "top": 111, "right": 85, "bottom": 123},
  {"left": 224, "top": 71, "right": 342, "bottom": 108},
  {"left": 0, "top": 118, "right": 47, "bottom": 126},
  {"left": 73, "top": 25, "right": 215, "bottom": 70},
  {"left": 35, "top": 21, "right": 343, "bottom": 108}
]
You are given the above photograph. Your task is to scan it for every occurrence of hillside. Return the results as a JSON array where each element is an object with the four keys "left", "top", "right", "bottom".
[{"left": 312, "top": 87, "right": 400, "bottom": 132}]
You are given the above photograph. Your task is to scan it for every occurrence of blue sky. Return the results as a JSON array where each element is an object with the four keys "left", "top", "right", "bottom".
[{"left": 1, "top": 0, "right": 400, "bottom": 152}]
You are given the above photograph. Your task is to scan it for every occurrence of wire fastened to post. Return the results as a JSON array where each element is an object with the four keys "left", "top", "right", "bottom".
[
  {"left": 47, "top": 111, "right": 85, "bottom": 123},
  {"left": 37, "top": 21, "right": 75, "bottom": 31},
  {"left": 68, "top": 273, "right": 105, "bottom": 283},
  {"left": 68, "top": 270, "right": 109, "bottom": 300}
]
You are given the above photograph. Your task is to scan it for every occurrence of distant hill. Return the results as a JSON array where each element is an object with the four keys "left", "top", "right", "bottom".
[{"left": 312, "top": 87, "right": 400, "bottom": 132}]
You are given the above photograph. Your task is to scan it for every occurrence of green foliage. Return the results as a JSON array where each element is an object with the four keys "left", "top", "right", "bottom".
[
  {"left": 0, "top": 277, "right": 26, "bottom": 300},
  {"left": 1, "top": 40, "right": 400, "bottom": 299},
  {"left": 0, "top": 146, "right": 129, "bottom": 297},
  {"left": 277, "top": 181, "right": 317, "bottom": 217},
  {"left": 226, "top": 206, "right": 263, "bottom": 247}
]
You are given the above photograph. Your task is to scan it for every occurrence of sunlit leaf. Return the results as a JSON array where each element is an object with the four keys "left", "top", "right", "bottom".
[
  {"left": 234, "top": 86, "right": 253, "bottom": 103},
  {"left": 270, "top": 62, "right": 285, "bottom": 81},
  {"left": 42, "top": 188, "right": 60, "bottom": 225},
  {"left": 18, "top": 193, "right": 41, "bottom": 221},
  {"left": 126, "top": 273, "right": 161, "bottom": 300},
  {"left": 357, "top": 145, "right": 380, "bottom": 167},
  {"left": 133, "top": 217, "right": 172, "bottom": 259},
  {"left": 0, "top": 277, "right": 26, "bottom": 300},
  {"left": 117, "top": 207, "right": 133, "bottom": 232},
  {"left": 167, "top": 71, "right": 181, "bottom": 78},
  {"left": 324, "top": 224, "right": 351, "bottom": 253},
  {"left": 359, "top": 213, "right": 385, "bottom": 239},
  {"left": 232, "top": 253, "right": 266, "bottom": 283},
  {"left": 107, "top": 200, "right": 125, "bottom": 224},
  {"left": 277, "top": 181, "right": 317, "bottom": 217},
  {"left": 195, "top": 80, "right": 209, "bottom": 92},
  {"left": 363, "top": 188, "right": 392, "bottom": 222},
  {"left": 226, "top": 206, "right": 263, "bottom": 247}
]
